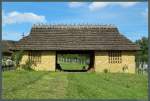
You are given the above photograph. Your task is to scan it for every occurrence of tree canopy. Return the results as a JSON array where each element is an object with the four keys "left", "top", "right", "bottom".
[{"left": 135, "top": 37, "right": 148, "bottom": 68}]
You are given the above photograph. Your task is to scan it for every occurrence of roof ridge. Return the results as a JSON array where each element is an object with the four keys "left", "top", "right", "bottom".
[{"left": 32, "top": 23, "right": 117, "bottom": 29}]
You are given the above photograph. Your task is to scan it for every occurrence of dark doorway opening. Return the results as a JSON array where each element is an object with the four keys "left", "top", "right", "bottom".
[{"left": 56, "top": 50, "right": 95, "bottom": 72}]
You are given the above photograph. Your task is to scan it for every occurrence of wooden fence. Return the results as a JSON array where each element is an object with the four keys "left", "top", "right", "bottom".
[{"left": 58, "top": 57, "right": 90, "bottom": 65}]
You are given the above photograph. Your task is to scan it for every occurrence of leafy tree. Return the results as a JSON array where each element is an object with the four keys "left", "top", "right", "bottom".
[
  {"left": 135, "top": 37, "right": 148, "bottom": 73},
  {"left": 12, "top": 50, "right": 24, "bottom": 68}
]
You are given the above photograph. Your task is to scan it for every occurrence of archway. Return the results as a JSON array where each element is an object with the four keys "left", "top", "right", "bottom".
[{"left": 56, "top": 50, "right": 95, "bottom": 72}]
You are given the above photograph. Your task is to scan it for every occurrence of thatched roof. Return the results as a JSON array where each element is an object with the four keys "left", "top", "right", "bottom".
[
  {"left": 2, "top": 40, "right": 16, "bottom": 53},
  {"left": 14, "top": 24, "right": 140, "bottom": 51}
]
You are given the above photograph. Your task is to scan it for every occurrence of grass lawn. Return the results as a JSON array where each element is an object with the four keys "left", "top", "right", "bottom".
[
  {"left": 2, "top": 70, "right": 148, "bottom": 99},
  {"left": 58, "top": 62, "right": 88, "bottom": 70}
]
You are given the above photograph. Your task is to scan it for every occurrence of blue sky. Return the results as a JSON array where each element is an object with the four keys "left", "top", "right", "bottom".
[{"left": 2, "top": 2, "right": 148, "bottom": 42}]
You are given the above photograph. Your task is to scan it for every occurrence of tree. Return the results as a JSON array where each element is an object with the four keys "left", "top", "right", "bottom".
[
  {"left": 135, "top": 37, "right": 148, "bottom": 73},
  {"left": 12, "top": 50, "right": 24, "bottom": 68}
]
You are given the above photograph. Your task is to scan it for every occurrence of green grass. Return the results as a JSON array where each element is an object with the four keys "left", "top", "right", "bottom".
[
  {"left": 2, "top": 71, "right": 148, "bottom": 99},
  {"left": 58, "top": 62, "right": 87, "bottom": 70}
]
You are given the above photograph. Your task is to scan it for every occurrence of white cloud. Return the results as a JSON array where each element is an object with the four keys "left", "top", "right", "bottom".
[
  {"left": 68, "top": 2, "right": 138, "bottom": 11},
  {"left": 2, "top": 11, "right": 47, "bottom": 25},
  {"left": 89, "top": 2, "right": 138, "bottom": 11},
  {"left": 115, "top": 2, "right": 138, "bottom": 7},
  {"left": 68, "top": 2, "right": 86, "bottom": 8},
  {"left": 89, "top": 2, "right": 111, "bottom": 11}
]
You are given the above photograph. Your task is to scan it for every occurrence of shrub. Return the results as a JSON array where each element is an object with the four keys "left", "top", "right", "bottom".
[
  {"left": 2, "top": 59, "right": 6, "bottom": 66},
  {"left": 22, "top": 60, "right": 34, "bottom": 71},
  {"left": 104, "top": 69, "right": 108, "bottom": 73},
  {"left": 12, "top": 50, "right": 24, "bottom": 68},
  {"left": 122, "top": 64, "right": 128, "bottom": 72}
]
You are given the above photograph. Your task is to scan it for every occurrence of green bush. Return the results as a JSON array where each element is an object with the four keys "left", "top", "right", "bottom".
[
  {"left": 122, "top": 64, "right": 128, "bottom": 72},
  {"left": 12, "top": 50, "right": 24, "bottom": 68},
  {"left": 104, "top": 69, "right": 108, "bottom": 73},
  {"left": 21, "top": 60, "right": 34, "bottom": 71},
  {"left": 2, "top": 59, "right": 6, "bottom": 66}
]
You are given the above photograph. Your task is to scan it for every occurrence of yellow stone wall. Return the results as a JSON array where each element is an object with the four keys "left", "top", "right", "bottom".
[
  {"left": 20, "top": 51, "right": 56, "bottom": 71},
  {"left": 94, "top": 51, "right": 136, "bottom": 73},
  {"left": 20, "top": 50, "right": 136, "bottom": 73}
]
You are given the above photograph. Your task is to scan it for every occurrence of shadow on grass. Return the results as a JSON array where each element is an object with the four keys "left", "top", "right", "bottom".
[{"left": 62, "top": 69, "right": 87, "bottom": 72}]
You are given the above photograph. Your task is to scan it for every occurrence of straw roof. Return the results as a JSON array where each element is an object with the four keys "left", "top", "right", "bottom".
[{"left": 14, "top": 24, "right": 140, "bottom": 51}]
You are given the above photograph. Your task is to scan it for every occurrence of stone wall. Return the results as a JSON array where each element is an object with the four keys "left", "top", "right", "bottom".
[
  {"left": 20, "top": 50, "right": 136, "bottom": 73},
  {"left": 20, "top": 51, "right": 56, "bottom": 71},
  {"left": 94, "top": 51, "right": 136, "bottom": 73}
]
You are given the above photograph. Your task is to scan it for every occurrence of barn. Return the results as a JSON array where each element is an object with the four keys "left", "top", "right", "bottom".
[{"left": 13, "top": 24, "right": 140, "bottom": 73}]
